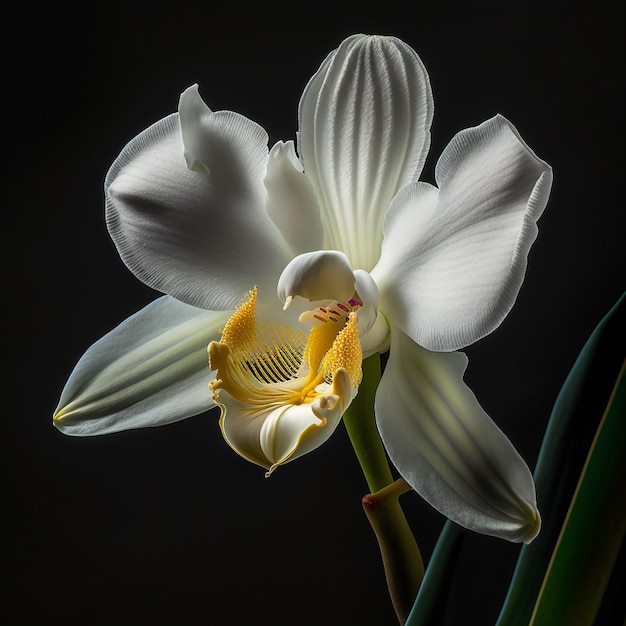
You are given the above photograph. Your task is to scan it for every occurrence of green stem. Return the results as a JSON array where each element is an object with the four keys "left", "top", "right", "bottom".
[
  {"left": 343, "top": 354, "right": 424, "bottom": 624},
  {"left": 343, "top": 354, "right": 394, "bottom": 493},
  {"left": 362, "top": 479, "right": 425, "bottom": 625}
]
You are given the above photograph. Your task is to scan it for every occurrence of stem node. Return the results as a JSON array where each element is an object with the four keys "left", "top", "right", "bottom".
[{"left": 344, "top": 355, "right": 424, "bottom": 624}]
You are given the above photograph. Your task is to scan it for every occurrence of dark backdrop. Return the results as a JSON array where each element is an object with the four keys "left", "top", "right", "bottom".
[{"left": 6, "top": 1, "right": 624, "bottom": 624}]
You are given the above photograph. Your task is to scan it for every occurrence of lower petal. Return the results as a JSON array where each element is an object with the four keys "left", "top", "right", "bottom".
[
  {"left": 375, "top": 329, "right": 540, "bottom": 543},
  {"left": 54, "top": 297, "right": 227, "bottom": 436},
  {"left": 217, "top": 369, "right": 353, "bottom": 475},
  {"left": 265, "top": 369, "right": 353, "bottom": 469}
]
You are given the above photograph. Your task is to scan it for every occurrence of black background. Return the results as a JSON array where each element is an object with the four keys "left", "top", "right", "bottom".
[{"left": 6, "top": 1, "right": 624, "bottom": 624}]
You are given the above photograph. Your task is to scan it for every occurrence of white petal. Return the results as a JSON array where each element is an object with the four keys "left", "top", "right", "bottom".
[
  {"left": 373, "top": 115, "right": 553, "bottom": 351},
  {"left": 360, "top": 312, "right": 391, "bottom": 358},
  {"left": 261, "top": 370, "right": 353, "bottom": 472},
  {"left": 218, "top": 370, "right": 352, "bottom": 473},
  {"left": 178, "top": 84, "right": 268, "bottom": 186},
  {"left": 277, "top": 250, "right": 355, "bottom": 306},
  {"left": 53, "top": 297, "right": 228, "bottom": 436},
  {"left": 264, "top": 140, "right": 323, "bottom": 255},
  {"left": 353, "top": 269, "right": 380, "bottom": 338},
  {"left": 106, "top": 87, "right": 286, "bottom": 311},
  {"left": 215, "top": 390, "right": 270, "bottom": 469},
  {"left": 260, "top": 400, "right": 327, "bottom": 465},
  {"left": 298, "top": 34, "right": 433, "bottom": 271},
  {"left": 375, "top": 329, "right": 540, "bottom": 543}
]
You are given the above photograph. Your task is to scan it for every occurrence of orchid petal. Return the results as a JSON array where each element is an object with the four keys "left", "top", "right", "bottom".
[
  {"left": 53, "top": 297, "right": 227, "bottom": 436},
  {"left": 106, "top": 86, "right": 286, "bottom": 311},
  {"left": 179, "top": 85, "right": 267, "bottom": 180},
  {"left": 261, "top": 369, "right": 352, "bottom": 472},
  {"left": 353, "top": 269, "right": 380, "bottom": 338},
  {"left": 375, "top": 329, "right": 541, "bottom": 543},
  {"left": 277, "top": 250, "right": 356, "bottom": 307},
  {"left": 217, "top": 369, "right": 353, "bottom": 474},
  {"left": 373, "top": 115, "right": 553, "bottom": 351},
  {"left": 298, "top": 34, "right": 433, "bottom": 271},
  {"left": 360, "top": 312, "right": 391, "bottom": 358},
  {"left": 211, "top": 389, "right": 269, "bottom": 468},
  {"left": 264, "top": 140, "right": 323, "bottom": 255}
]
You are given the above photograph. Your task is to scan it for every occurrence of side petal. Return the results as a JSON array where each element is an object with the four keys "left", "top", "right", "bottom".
[
  {"left": 53, "top": 297, "right": 228, "bottom": 436},
  {"left": 373, "top": 115, "right": 553, "bottom": 351},
  {"left": 106, "top": 86, "right": 286, "bottom": 311},
  {"left": 264, "top": 140, "right": 324, "bottom": 255},
  {"left": 298, "top": 34, "right": 433, "bottom": 271},
  {"left": 375, "top": 329, "right": 540, "bottom": 543}
]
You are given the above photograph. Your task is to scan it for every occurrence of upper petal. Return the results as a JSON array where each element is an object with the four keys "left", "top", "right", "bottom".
[
  {"left": 375, "top": 329, "right": 540, "bottom": 543},
  {"left": 298, "top": 34, "right": 433, "bottom": 271},
  {"left": 373, "top": 115, "right": 553, "bottom": 351},
  {"left": 53, "top": 297, "right": 228, "bottom": 435},
  {"left": 106, "top": 86, "right": 286, "bottom": 311}
]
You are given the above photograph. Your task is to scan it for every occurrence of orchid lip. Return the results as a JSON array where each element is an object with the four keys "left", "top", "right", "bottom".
[{"left": 208, "top": 286, "right": 362, "bottom": 473}]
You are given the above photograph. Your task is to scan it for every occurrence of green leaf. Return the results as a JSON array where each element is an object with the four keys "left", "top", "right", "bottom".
[
  {"left": 405, "top": 520, "right": 465, "bottom": 626},
  {"left": 529, "top": 356, "right": 625, "bottom": 624},
  {"left": 496, "top": 291, "right": 626, "bottom": 626}
]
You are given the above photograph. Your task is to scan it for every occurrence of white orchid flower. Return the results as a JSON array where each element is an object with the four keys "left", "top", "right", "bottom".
[{"left": 54, "top": 34, "right": 552, "bottom": 544}]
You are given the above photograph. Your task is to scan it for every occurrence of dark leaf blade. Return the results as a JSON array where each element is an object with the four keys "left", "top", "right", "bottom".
[
  {"left": 529, "top": 359, "right": 625, "bottom": 625},
  {"left": 405, "top": 520, "right": 464, "bottom": 626},
  {"left": 496, "top": 292, "right": 626, "bottom": 626}
]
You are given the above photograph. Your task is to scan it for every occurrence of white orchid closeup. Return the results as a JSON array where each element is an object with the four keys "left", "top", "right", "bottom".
[{"left": 54, "top": 34, "right": 552, "bottom": 544}]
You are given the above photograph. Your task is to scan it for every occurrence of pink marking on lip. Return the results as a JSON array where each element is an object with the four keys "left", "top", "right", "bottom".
[
  {"left": 336, "top": 302, "right": 349, "bottom": 312},
  {"left": 348, "top": 298, "right": 362, "bottom": 308},
  {"left": 313, "top": 314, "right": 327, "bottom": 322}
]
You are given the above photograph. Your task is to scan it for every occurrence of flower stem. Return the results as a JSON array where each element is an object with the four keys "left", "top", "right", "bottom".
[
  {"left": 362, "top": 478, "right": 425, "bottom": 625},
  {"left": 343, "top": 354, "right": 424, "bottom": 624},
  {"left": 343, "top": 354, "right": 393, "bottom": 493}
]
